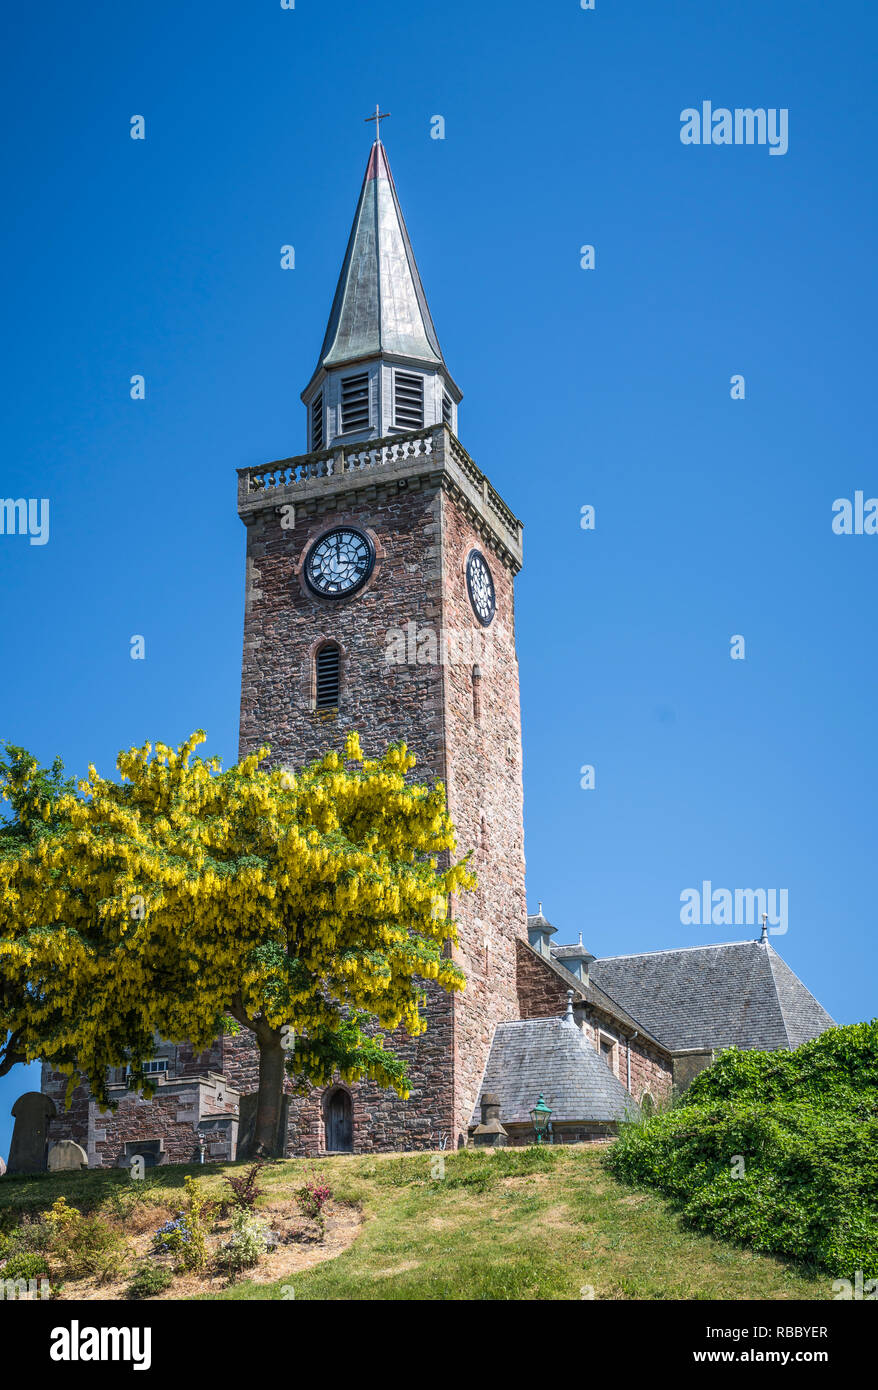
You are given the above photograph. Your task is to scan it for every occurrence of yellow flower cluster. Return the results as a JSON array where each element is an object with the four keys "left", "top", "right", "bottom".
[{"left": 0, "top": 729, "right": 475, "bottom": 1106}]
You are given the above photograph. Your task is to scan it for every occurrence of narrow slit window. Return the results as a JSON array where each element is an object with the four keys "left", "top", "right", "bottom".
[
  {"left": 340, "top": 374, "right": 370, "bottom": 433},
  {"left": 394, "top": 372, "right": 424, "bottom": 429},
  {"left": 310, "top": 391, "right": 324, "bottom": 451},
  {"left": 315, "top": 643, "right": 340, "bottom": 710}
]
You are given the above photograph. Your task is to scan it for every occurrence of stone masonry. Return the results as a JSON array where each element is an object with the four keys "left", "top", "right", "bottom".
[{"left": 234, "top": 424, "right": 528, "bottom": 1152}]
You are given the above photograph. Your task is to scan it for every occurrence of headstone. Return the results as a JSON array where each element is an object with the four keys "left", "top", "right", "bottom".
[
  {"left": 7, "top": 1091, "right": 57, "bottom": 1173},
  {"left": 47, "top": 1140, "right": 89, "bottom": 1172}
]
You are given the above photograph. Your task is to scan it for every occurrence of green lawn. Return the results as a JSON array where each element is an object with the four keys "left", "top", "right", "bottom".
[
  {"left": 204, "top": 1145, "right": 831, "bottom": 1300},
  {"left": 0, "top": 1145, "right": 833, "bottom": 1300}
]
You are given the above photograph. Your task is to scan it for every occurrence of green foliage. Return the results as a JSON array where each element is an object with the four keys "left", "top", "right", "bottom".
[
  {"left": 1, "top": 1250, "right": 50, "bottom": 1282},
  {"left": 0, "top": 743, "right": 75, "bottom": 845},
  {"left": 4, "top": 1215, "right": 53, "bottom": 1257},
  {"left": 152, "top": 1176, "right": 210, "bottom": 1272},
  {"left": 215, "top": 1209, "right": 271, "bottom": 1278},
  {"left": 606, "top": 1022, "right": 878, "bottom": 1279},
  {"left": 42, "top": 1196, "right": 130, "bottom": 1283},
  {"left": 685, "top": 1020, "right": 878, "bottom": 1116},
  {"left": 125, "top": 1261, "right": 174, "bottom": 1299}
]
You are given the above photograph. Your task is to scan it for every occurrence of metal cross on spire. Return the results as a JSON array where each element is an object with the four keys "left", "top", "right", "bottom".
[{"left": 364, "top": 104, "right": 390, "bottom": 143}]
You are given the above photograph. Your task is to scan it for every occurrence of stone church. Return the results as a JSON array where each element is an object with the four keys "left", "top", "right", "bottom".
[{"left": 39, "top": 136, "right": 835, "bottom": 1167}]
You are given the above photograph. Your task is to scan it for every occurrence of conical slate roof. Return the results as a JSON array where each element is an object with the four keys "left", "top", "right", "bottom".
[
  {"left": 589, "top": 941, "right": 835, "bottom": 1053},
  {"left": 316, "top": 142, "right": 445, "bottom": 372},
  {"left": 471, "top": 1017, "right": 640, "bottom": 1127}
]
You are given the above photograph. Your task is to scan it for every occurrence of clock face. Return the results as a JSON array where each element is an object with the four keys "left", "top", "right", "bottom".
[
  {"left": 466, "top": 549, "right": 496, "bottom": 626},
  {"left": 304, "top": 527, "right": 375, "bottom": 598}
]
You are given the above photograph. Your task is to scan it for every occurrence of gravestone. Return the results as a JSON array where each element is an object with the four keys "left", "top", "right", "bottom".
[
  {"left": 47, "top": 1140, "right": 89, "bottom": 1172},
  {"left": 7, "top": 1091, "right": 57, "bottom": 1173}
]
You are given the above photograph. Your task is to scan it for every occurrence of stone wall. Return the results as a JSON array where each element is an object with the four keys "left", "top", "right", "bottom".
[
  {"left": 439, "top": 486, "right": 528, "bottom": 1143},
  {"left": 236, "top": 431, "right": 527, "bottom": 1154},
  {"left": 42, "top": 1055, "right": 236, "bottom": 1167}
]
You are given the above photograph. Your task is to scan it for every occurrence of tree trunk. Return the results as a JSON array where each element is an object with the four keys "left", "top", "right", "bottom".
[{"left": 253, "top": 1030, "right": 286, "bottom": 1157}]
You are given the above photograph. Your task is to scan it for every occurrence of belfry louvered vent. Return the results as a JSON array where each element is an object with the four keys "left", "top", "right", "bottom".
[
  {"left": 340, "top": 374, "right": 370, "bottom": 432},
  {"left": 315, "top": 644, "right": 340, "bottom": 710},
  {"left": 394, "top": 372, "right": 424, "bottom": 429},
  {"left": 442, "top": 392, "right": 453, "bottom": 427},
  {"left": 310, "top": 392, "right": 324, "bottom": 452}
]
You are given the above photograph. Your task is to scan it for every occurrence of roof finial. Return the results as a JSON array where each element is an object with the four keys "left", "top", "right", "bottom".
[
  {"left": 565, "top": 989, "right": 575, "bottom": 1023},
  {"left": 760, "top": 912, "right": 768, "bottom": 943},
  {"left": 538, "top": 900, "right": 543, "bottom": 916},
  {"left": 365, "top": 104, "right": 391, "bottom": 144}
]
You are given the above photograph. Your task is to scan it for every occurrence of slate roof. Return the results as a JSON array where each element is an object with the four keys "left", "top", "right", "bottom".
[
  {"left": 471, "top": 1017, "right": 640, "bottom": 1127},
  {"left": 589, "top": 941, "right": 835, "bottom": 1053},
  {"left": 316, "top": 141, "right": 445, "bottom": 373},
  {"left": 523, "top": 938, "right": 663, "bottom": 1045}
]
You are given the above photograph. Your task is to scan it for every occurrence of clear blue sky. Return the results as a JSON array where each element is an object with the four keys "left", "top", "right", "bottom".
[{"left": 1, "top": 0, "right": 875, "bottom": 1160}]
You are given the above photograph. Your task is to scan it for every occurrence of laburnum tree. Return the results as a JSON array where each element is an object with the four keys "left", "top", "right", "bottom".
[{"left": 0, "top": 731, "right": 474, "bottom": 1155}]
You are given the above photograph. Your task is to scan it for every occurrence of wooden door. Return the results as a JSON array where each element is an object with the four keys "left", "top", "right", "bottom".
[{"left": 325, "top": 1089, "right": 353, "bottom": 1152}]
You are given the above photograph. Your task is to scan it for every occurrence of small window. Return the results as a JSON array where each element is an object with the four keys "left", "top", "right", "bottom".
[
  {"left": 126, "top": 1058, "right": 168, "bottom": 1088},
  {"left": 340, "top": 373, "right": 370, "bottom": 433},
  {"left": 599, "top": 1036, "right": 616, "bottom": 1074},
  {"left": 394, "top": 371, "right": 424, "bottom": 429},
  {"left": 442, "top": 391, "right": 453, "bottom": 427},
  {"left": 472, "top": 664, "right": 482, "bottom": 721},
  {"left": 310, "top": 391, "right": 324, "bottom": 451},
  {"left": 315, "top": 643, "right": 340, "bottom": 710}
]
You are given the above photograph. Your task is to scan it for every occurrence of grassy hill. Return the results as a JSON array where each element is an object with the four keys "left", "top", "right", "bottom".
[{"left": 0, "top": 1144, "right": 833, "bottom": 1300}]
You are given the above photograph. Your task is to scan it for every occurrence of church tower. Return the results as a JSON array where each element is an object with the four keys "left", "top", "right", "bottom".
[{"left": 235, "top": 135, "right": 527, "bottom": 1151}]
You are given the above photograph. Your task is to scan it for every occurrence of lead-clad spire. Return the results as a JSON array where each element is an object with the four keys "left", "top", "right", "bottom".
[
  {"left": 320, "top": 141, "right": 444, "bottom": 369},
  {"left": 301, "top": 139, "right": 460, "bottom": 452}
]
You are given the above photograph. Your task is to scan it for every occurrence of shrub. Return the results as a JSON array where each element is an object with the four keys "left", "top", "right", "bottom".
[
  {"left": 151, "top": 1176, "right": 209, "bottom": 1272},
  {"left": 606, "top": 1022, "right": 878, "bottom": 1280},
  {"left": 23, "top": 1195, "right": 130, "bottom": 1284},
  {"left": 215, "top": 1209, "right": 271, "bottom": 1279},
  {"left": 8, "top": 1216, "right": 54, "bottom": 1256},
  {"left": 126, "top": 1261, "right": 174, "bottom": 1299},
  {"left": 223, "top": 1160, "right": 265, "bottom": 1212},
  {"left": 296, "top": 1175, "right": 332, "bottom": 1236},
  {"left": 2, "top": 1251, "right": 50, "bottom": 1282}
]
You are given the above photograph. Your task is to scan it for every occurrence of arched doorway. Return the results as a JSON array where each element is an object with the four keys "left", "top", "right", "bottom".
[{"left": 324, "top": 1087, "right": 353, "bottom": 1153}]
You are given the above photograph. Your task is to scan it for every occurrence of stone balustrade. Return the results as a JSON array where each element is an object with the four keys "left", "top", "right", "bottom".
[{"left": 237, "top": 424, "right": 523, "bottom": 565}]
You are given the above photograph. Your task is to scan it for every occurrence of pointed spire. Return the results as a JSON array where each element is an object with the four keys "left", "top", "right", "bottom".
[{"left": 316, "top": 140, "right": 445, "bottom": 372}]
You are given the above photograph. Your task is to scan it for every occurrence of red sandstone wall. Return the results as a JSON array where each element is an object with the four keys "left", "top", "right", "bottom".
[
  {"left": 237, "top": 479, "right": 458, "bottom": 1150},
  {"left": 439, "top": 491, "right": 528, "bottom": 1144},
  {"left": 235, "top": 461, "right": 527, "bottom": 1153}
]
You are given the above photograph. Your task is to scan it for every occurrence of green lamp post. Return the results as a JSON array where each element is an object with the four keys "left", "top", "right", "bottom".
[{"left": 530, "top": 1093, "right": 552, "bottom": 1145}]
